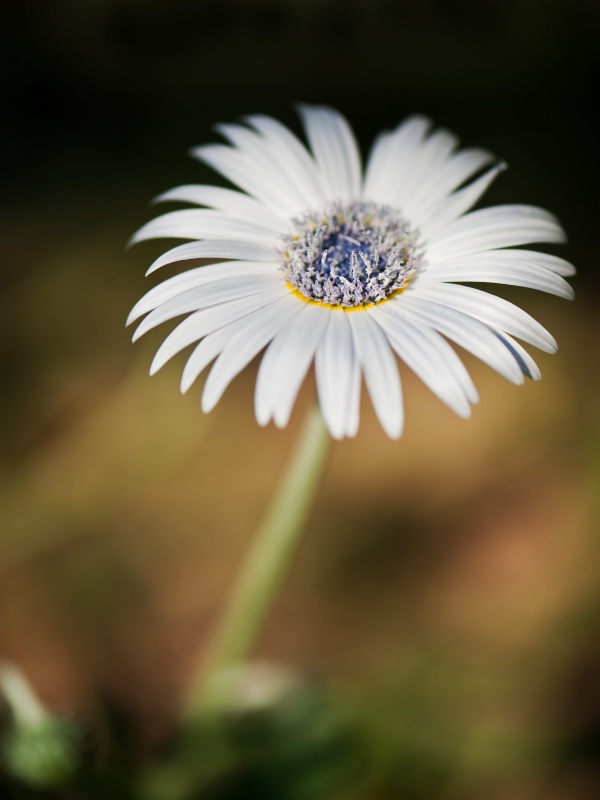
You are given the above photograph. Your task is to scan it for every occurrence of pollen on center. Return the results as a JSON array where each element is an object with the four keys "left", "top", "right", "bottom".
[{"left": 277, "top": 200, "right": 422, "bottom": 309}]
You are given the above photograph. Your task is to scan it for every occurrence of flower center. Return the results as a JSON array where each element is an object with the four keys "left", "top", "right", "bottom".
[{"left": 277, "top": 201, "right": 422, "bottom": 308}]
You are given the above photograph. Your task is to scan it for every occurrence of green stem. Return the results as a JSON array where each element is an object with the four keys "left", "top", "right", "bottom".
[
  {"left": 0, "top": 664, "right": 48, "bottom": 729},
  {"left": 184, "top": 405, "right": 330, "bottom": 718}
]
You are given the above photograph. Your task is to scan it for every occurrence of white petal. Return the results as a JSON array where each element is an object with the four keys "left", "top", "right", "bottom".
[
  {"left": 244, "top": 114, "right": 327, "bottom": 208},
  {"left": 406, "top": 147, "right": 495, "bottom": 224},
  {"left": 184, "top": 297, "right": 296, "bottom": 404},
  {"left": 492, "top": 332, "right": 541, "bottom": 381},
  {"left": 427, "top": 204, "right": 566, "bottom": 260},
  {"left": 389, "top": 128, "right": 459, "bottom": 212},
  {"left": 481, "top": 248, "right": 576, "bottom": 277},
  {"left": 412, "top": 282, "right": 557, "bottom": 353},
  {"left": 373, "top": 305, "right": 476, "bottom": 417},
  {"left": 130, "top": 209, "right": 276, "bottom": 246},
  {"left": 363, "top": 115, "right": 431, "bottom": 202},
  {"left": 420, "top": 253, "right": 574, "bottom": 299},
  {"left": 127, "top": 261, "right": 275, "bottom": 325},
  {"left": 154, "top": 184, "right": 282, "bottom": 231},
  {"left": 146, "top": 240, "right": 275, "bottom": 274},
  {"left": 347, "top": 312, "right": 403, "bottom": 438},
  {"left": 151, "top": 291, "right": 284, "bottom": 376},
  {"left": 181, "top": 327, "right": 240, "bottom": 394},
  {"left": 254, "top": 302, "right": 329, "bottom": 428},
  {"left": 192, "top": 144, "right": 300, "bottom": 218},
  {"left": 297, "top": 105, "right": 362, "bottom": 200},
  {"left": 345, "top": 356, "right": 362, "bottom": 439},
  {"left": 418, "top": 162, "right": 506, "bottom": 235},
  {"left": 201, "top": 295, "right": 302, "bottom": 412},
  {"left": 315, "top": 311, "right": 359, "bottom": 439},
  {"left": 398, "top": 294, "right": 525, "bottom": 384},
  {"left": 132, "top": 274, "right": 281, "bottom": 340},
  {"left": 215, "top": 123, "right": 319, "bottom": 212},
  {"left": 362, "top": 130, "right": 392, "bottom": 200}
]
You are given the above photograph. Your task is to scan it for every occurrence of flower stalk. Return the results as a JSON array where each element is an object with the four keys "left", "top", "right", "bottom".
[
  {"left": 0, "top": 664, "right": 80, "bottom": 788},
  {"left": 184, "top": 405, "right": 330, "bottom": 719}
]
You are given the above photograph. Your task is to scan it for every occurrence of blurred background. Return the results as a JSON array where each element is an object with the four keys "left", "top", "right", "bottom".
[{"left": 1, "top": 0, "right": 599, "bottom": 797}]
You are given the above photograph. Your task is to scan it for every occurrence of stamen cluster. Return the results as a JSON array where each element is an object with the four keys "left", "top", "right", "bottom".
[{"left": 277, "top": 201, "right": 421, "bottom": 308}]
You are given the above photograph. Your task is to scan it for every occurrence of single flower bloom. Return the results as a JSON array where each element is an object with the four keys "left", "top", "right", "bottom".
[{"left": 128, "top": 106, "right": 575, "bottom": 439}]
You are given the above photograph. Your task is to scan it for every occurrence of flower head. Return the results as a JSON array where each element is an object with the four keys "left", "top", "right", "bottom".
[{"left": 128, "top": 106, "right": 575, "bottom": 439}]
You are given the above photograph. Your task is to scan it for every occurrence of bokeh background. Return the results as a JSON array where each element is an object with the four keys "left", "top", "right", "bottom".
[{"left": 1, "top": 1, "right": 599, "bottom": 797}]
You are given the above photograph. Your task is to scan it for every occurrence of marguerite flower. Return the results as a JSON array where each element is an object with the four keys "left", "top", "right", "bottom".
[{"left": 128, "top": 106, "right": 574, "bottom": 439}]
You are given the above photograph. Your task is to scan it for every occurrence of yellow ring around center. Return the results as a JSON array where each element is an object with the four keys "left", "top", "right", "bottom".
[{"left": 286, "top": 280, "right": 410, "bottom": 312}]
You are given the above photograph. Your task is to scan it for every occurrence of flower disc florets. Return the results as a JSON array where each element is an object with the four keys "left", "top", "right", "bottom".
[{"left": 277, "top": 201, "right": 422, "bottom": 308}]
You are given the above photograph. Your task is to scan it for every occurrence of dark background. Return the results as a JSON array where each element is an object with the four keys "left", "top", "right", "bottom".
[
  {"left": 2, "top": 0, "right": 598, "bottom": 265},
  {"left": 1, "top": 2, "right": 599, "bottom": 799}
]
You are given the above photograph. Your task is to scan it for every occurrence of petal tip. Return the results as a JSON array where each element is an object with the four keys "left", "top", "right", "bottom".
[
  {"left": 455, "top": 404, "right": 472, "bottom": 420},
  {"left": 131, "top": 325, "right": 145, "bottom": 343},
  {"left": 387, "top": 426, "right": 403, "bottom": 440},
  {"left": 273, "top": 410, "right": 291, "bottom": 429},
  {"left": 149, "top": 356, "right": 164, "bottom": 377}
]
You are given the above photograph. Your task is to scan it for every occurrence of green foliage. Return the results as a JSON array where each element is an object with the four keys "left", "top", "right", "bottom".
[
  {"left": 141, "top": 680, "right": 360, "bottom": 800},
  {"left": 2, "top": 717, "right": 80, "bottom": 790}
]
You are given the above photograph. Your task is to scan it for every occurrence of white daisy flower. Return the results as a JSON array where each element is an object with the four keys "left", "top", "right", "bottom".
[{"left": 128, "top": 106, "right": 575, "bottom": 440}]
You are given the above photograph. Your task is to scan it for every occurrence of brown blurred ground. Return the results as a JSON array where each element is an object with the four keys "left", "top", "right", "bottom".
[{"left": 1, "top": 1, "right": 600, "bottom": 798}]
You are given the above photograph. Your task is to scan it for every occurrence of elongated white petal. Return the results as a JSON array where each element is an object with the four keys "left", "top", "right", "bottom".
[
  {"left": 493, "top": 332, "right": 541, "bottom": 381},
  {"left": 412, "top": 282, "right": 557, "bottom": 352},
  {"left": 373, "top": 305, "right": 477, "bottom": 417},
  {"left": 127, "top": 261, "right": 275, "bottom": 325},
  {"left": 151, "top": 290, "right": 285, "bottom": 375},
  {"left": 362, "top": 130, "right": 392, "bottom": 199},
  {"left": 131, "top": 209, "right": 276, "bottom": 246},
  {"left": 243, "top": 115, "right": 326, "bottom": 208},
  {"left": 146, "top": 240, "right": 275, "bottom": 274},
  {"left": 406, "top": 147, "right": 498, "bottom": 227},
  {"left": 192, "top": 144, "right": 299, "bottom": 218},
  {"left": 401, "top": 148, "right": 495, "bottom": 222},
  {"left": 180, "top": 306, "right": 281, "bottom": 393},
  {"left": 418, "top": 162, "right": 506, "bottom": 234},
  {"left": 315, "top": 311, "right": 359, "bottom": 439},
  {"left": 181, "top": 325, "right": 242, "bottom": 393},
  {"left": 298, "top": 105, "right": 362, "bottom": 200},
  {"left": 363, "top": 115, "right": 431, "bottom": 202},
  {"left": 215, "top": 123, "right": 319, "bottom": 212},
  {"left": 183, "top": 297, "right": 296, "bottom": 402},
  {"left": 348, "top": 312, "right": 403, "bottom": 439},
  {"left": 132, "top": 275, "right": 281, "bottom": 340},
  {"left": 202, "top": 296, "right": 301, "bottom": 412},
  {"left": 155, "top": 184, "right": 282, "bottom": 230},
  {"left": 398, "top": 294, "right": 524, "bottom": 383},
  {"left": 427, "top": 205, "right": 566, "bottom": 260},
  {"left": 255, "top": 303, "right": 329, "bottom": 428},
  {"left": 420, "top": 254, "right": 574, "bottom": 299},
  {"left": 345, "top": 356, "right": 362, "bottom": 439},
  {"left": 478, "top": 248, "right": 576, "bottom": 277},
  {"left": 428, "top": 148, "right": 495, "bottom": 196},
  {"left": 390, "top": 128, "right": 459, "bottom": 211}
]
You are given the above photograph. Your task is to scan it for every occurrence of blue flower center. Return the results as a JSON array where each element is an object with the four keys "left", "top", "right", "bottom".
[
  {"left": 319, "top": 232, "right": 387, "bottom": 282},
  {"left": 278, "top": 201, "right": 421, "bottom": 308}
]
